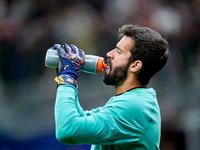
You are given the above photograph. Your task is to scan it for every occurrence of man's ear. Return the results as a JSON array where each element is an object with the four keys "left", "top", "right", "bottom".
[{"left": 129, "top": 60, "right": 142, "bottom": 73}]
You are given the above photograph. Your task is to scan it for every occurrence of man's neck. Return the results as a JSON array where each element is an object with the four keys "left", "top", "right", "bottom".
[{"left": 115, "top": 80, "right": 144, "bottom": 95}]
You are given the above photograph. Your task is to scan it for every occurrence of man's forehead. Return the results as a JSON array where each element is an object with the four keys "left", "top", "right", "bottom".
[{"left": 117, "top": 36, "right": 134, "bottom": 51}]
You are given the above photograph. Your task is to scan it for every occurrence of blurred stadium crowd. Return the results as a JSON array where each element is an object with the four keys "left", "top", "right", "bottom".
[{"left": 0, "top": 0, "right": 200, "bottom": 150}]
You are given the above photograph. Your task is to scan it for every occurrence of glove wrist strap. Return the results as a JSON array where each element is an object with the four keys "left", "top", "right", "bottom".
[{"left": 54, "top": 75, "right": 77, "bottom": 87}]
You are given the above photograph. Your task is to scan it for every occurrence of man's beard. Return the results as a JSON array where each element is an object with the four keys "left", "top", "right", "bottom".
[{"left": 103, "top": 59, "right": 129, "bottom": 86}]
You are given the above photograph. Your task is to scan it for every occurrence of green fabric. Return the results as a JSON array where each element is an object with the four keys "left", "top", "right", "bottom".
[{"left": 55, "top": 85, "right": 161, "bottom": 150}]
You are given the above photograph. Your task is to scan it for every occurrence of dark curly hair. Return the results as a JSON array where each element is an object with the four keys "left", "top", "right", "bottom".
[{"left": 118, "top": 24, "right": 169, "bottom": 86}]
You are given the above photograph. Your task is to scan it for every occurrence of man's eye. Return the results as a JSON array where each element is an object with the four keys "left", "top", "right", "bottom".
[{"left": 117, "top": 50, "right": 121, "bottom": 54}]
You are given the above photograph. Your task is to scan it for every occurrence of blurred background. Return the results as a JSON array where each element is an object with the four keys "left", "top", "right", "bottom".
[{"left": 0, "top": 0, "right": 199, "bottom": 149}]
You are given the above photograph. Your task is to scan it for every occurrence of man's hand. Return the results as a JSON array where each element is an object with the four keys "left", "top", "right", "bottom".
[{"left": 53, "top": 44, "right": 85, "bottom": 87}]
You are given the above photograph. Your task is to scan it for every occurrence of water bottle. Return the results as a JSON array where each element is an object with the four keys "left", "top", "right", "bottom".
[{"left": 45, "top": 49, "right": 108, "bottom": 74}]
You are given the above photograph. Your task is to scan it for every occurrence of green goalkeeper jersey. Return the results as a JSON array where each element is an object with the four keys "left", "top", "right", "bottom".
[{"left": 55, "top": 85, "right": 161, "bottom": 150}]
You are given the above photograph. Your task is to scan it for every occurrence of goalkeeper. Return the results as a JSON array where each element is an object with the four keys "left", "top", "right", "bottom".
[{"left": 52, "top": 24, "right": 169, "bottom": 150}]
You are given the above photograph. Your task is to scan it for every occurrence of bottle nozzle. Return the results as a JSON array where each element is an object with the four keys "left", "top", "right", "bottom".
[{"left": 102, "top": 63, "right": 107, "bottom": 69}]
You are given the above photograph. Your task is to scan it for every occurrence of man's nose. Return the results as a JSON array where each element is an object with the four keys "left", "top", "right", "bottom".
[{"left": 106, "top": 49, "right": 115, "bottom": 59}]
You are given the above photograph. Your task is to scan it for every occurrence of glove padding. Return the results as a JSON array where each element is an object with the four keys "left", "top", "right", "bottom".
[{"left": 53, "top": 44, "right": 85, "bottom": 87}]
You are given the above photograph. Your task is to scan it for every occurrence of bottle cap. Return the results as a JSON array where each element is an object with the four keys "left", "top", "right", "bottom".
[{"left": 97, "top": 57, "right": 107, "bottom": 74}]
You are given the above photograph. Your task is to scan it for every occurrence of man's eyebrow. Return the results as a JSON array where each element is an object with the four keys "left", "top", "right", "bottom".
[{"left": 116, "top": 46, "right": 123, "bottom": 51}]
